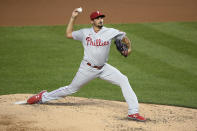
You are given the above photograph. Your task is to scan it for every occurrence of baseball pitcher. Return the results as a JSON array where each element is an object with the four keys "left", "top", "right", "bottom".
[{"left": 27, "top": 8, "right": 146, "bottom": 122}]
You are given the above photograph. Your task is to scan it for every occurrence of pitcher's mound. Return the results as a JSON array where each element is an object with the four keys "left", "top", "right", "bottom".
[{"left": 0, "top": 94, "right": 196, "bottom": 131}]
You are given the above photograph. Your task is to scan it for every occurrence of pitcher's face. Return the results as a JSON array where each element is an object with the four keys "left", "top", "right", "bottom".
[{"left": 92, "top": 17, "right": 104, "bottom": 29}]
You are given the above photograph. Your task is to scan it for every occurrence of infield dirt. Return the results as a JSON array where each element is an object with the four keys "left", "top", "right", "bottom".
[{"left": 0, "top": 94, "right": 197, "bottom": 131}]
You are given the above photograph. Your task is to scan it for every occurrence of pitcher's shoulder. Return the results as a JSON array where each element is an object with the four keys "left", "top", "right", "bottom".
[
  {"left": 104, "top": 27, "right": 119, "bottom": 31},
  {"left": 78, "top": 27, "right": 92, "bottom": 32},
  {"left": 103, "top": 27, "right": 120, "bottom": 33},
  {"left": 75, "top": 28, "right": 92, "bottom": 35}
]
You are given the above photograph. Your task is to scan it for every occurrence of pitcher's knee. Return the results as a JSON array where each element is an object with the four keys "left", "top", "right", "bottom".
[
  {"left": 117, "top": 75, "right": 129, "bottom": 86},
  {"left": 68, "top": 86, "right": 79, "bottom": 94},
  {"left": 122, "top": 75, "right": 129, "bottom": 82},
  {"left": 62, "top": 85, "right": 79, "bottom": 95}
]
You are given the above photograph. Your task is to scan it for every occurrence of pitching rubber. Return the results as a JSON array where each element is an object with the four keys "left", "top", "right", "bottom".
[{"left": 14, "top": 101, "right": 27, "bottom": 105}]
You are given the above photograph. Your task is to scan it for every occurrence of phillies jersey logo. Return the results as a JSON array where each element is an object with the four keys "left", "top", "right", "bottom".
[{"left": 86, "top": 36, "right": 109, "bottom": 46}]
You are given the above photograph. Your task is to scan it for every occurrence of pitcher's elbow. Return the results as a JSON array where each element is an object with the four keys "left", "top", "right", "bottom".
[{"left": 65, "top": 32, "right": 72, "bottom": 38}]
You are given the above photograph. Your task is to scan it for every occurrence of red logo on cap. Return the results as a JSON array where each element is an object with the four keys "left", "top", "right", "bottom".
[{"left": 90, "top": 11, "right": 105, "bottom": 20}]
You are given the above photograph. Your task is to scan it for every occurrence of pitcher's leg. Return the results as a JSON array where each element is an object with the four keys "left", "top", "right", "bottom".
[
  {"left": 42, "top": 67, "right": 97, "bottom": 103},
  {"left": 99, "top": 64, "right": 139, "bottom": 115}
]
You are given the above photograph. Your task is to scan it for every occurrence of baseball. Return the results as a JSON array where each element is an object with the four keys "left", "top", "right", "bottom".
[{"left": 77, "top": 7, "right": 82, "bottom": 13}]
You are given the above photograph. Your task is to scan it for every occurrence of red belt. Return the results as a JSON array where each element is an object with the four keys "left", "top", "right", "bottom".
[{"left": 87, "top": 62, "right": 104, "bottom": 70}]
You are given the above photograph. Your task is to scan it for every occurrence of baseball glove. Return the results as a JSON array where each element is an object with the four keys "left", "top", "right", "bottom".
[{"left": 114, "top": 39, "right": 128, "bottom": 57}]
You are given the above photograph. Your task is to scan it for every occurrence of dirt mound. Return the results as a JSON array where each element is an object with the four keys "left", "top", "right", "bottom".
[{"left": 0, "top": 94, "right": 196, "bottom": 131}]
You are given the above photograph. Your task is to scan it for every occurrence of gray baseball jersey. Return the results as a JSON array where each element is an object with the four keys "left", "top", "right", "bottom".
[{"left": 72, "top": 27, "right": 126, "bottom": 66}]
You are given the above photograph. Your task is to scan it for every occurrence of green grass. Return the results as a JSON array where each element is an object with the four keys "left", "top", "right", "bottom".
[{"left": 0, "top": 22, "right": 197, "bottom": 108}]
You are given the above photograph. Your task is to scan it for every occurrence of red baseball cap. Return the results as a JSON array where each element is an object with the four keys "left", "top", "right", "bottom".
[{"left": 90, "top": 11, "right": 105, "bottom": 20}]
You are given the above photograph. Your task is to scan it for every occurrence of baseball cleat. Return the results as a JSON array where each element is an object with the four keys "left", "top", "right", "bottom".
[
  {"left": 128, "top": 113, "right": 146, "bottom": 122},
  {"left": 27, "top": 90, "right": 47, "bottom": 104}
]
